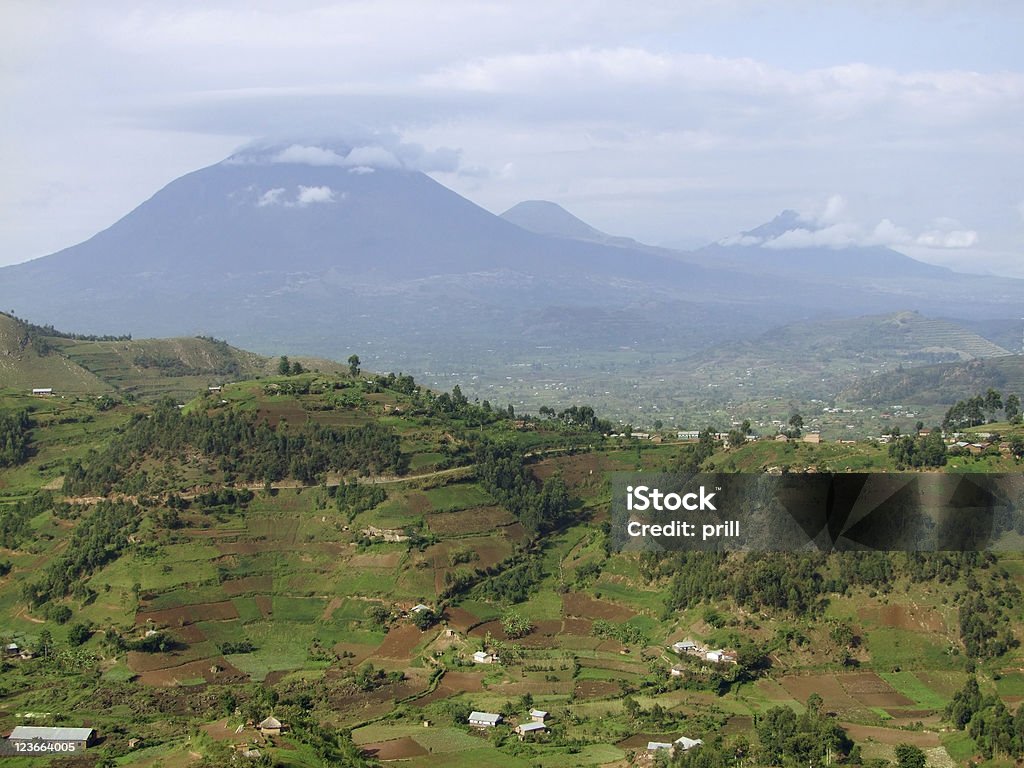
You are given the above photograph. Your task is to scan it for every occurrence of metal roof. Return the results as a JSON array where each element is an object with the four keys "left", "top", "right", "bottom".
[
  {"left": 468, "top": 711, "right": 501, "bottom": 725},
  {"left": 9, "top": 726, "right": 94, "bottom": 741}
]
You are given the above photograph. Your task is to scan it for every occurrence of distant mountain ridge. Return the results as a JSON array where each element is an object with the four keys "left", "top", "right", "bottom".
[{"left": 1, "top": 142, "right": 1023, "bottom": 384}]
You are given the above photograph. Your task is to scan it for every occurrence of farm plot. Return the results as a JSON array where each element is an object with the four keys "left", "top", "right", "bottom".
[
  {"left": 360, "top": 737, "right": 428, "bottom": 760},
  {"left": 840, "top": 722, "right": 941, "bottom": 748},
  {"left": 839, "top": 672, "right": 914, "bottom": 707},
  {"left": 136, "top": 600, "right": 239, "bottom": 627},
  {"left": 562, "top": 592, "right": 637, "bottom": 621},
  {"left": 426, "top": 506, "right": 516, "bottom": 537},
  {"left": 859, "top": 604, "right": 946, "bottom": 633},
  {"left": 778, "top": 674, "right": 863, "bottom": 714},
  {"left": 375, "top": 624, "right": 432, "bottom": 660}
]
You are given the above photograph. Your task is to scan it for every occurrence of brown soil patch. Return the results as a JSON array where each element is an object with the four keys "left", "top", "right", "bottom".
[
  {"left": 779, "top": 675, "right": 862, "bottom": 713},
  {"left": 360, "top": 737, "right": 428, "bottom": 760},
  {"left": 562, "top": 593, "right": 636, "bottom": 621},
  {"left": 839, "top": 723, "right": 940, "bottom": 747},
  {"left": 215, "top": 541, "right": 270, "bottom": 555},
  {"left": 532, "top": 454, "right": 611, "bottom": 494},
  {"left": 426, "top": 506, "right": 516, "bottom": 536},
  {"left": 407, "top": 493, "right": 433, "bottom": 515},
  {"left": 174, "top": 624, "right": 207, "bottom": 644},
  {"left": 221, "top": 575, "right": 272, "bottom": 596},
  {"left": 137, "top": 656, "right": 246, "bottom": 686},
  {"left": 840, "top": 672, "right": 914, "bottom": 707},
  {"left": 722, "top": 716, "right": 753, "bottom": 734},
  {"left": 579, "top": 657, "right": 647, "bottom": 675},
  {"left": 255, "top": 595, "right": 273, "bottom": 618},
  {"left": 136, "top": 600, "right": 239, "bottom": 627},
  {"left": 375, "top": 624, "right": 427, "bottom": 660},
  {"left": 331, "top": 642, "right": 378, "bottom": 665},
  {"left": 501, "top": 522, "right": 530, "bottom": 545},
  {"left": 574, "top": 680, "right": 621, "bottom": 699},
  {"left": 349, "top": 552, "right": 402, "bottom": 568},
  {"left": 444, "top": 607, "right": 481, "bottom": 633},
  {"left": 412, "top": 671, "right": 485, "bottom": 707},
  {"left": 321, "top": 597, "right": 344, "bottom": 621},
  {"left": 561, "top": 617, "right": 593, "bottom": 636},
  {"left": 859, "top": 604, "right": 946, "bottom": 633}
]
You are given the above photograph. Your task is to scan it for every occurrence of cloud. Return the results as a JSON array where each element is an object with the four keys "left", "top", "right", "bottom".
[
  {"left": 257, "top": 187, "right": 286, "bottom": 207},
  {"left": 254, "top": 185, "right": 338, "bottom": 208},
  {"left": 748, "top": 196, "right": 979, "bottom": 251},
  {"left": 295, "top": 185, "right": 336, "bottom": 206},
  {"left": 232, "top": 137, "right": 462, "bottom": 173}
]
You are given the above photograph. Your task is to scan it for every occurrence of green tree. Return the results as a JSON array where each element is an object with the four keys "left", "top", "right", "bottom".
[
  {"left": 347, "top": 354, "right": 361, "bottom": 377},
  {"left": 501, "top": 610, "right": 533, "bottom": 639},
  {"left": 67, "top": 622, "right": 91, "bottom": 647},
  {"left": 277, "top": 356, "right": 291, "bottom": 375},
  {"left": 787, "top": 413, "right": 804, "bottom": 438},
  {"left": 290, "top": 360, "right": 305, "bottom": 375},
  {"left": 894, "top": 743, "right": 926, "bottom": 768},
  {"left": 1006, "top": 393, "right": 1021, "bottom": 422}
]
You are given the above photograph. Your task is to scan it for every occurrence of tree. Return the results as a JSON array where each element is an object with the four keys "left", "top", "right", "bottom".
[
  {"left": 290, "top": 360, "right": 304, "bottom": 375},
  {"left": 347, "top": 354, "right": 361, "bottom": 377},
  {"left": 1006, "top": 393, "right": 1021, "bottom": 422},
  {"left": 501, "top": 610, "right": 533, "bottom": 639},
  {"left": 277, "top": 356, "right": 291, "bottom": 376},
  {"left": 67, "top": 622, "right": 91, "bottom": 647},
  {"left": 788, "top": 413, "right": 803, "bottom": 438},
  {"left": 894, "top": 743, "right": 926, "bottom": 768},
  {"left": 984, "top": 388, "right": 1004, "bottom": 421}
]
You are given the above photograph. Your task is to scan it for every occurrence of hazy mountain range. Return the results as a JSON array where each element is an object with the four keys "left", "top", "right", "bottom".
[{"left": 1, "top": 143, "right": 1021, "bottom": 380}]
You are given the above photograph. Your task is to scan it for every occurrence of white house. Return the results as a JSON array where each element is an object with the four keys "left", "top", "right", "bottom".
[
  {"left": 410, "top": 604, "right": 430, "bottom": 614},
  {"left": 675, "top": 736, "right": 703, "bottom": 751},
  {"left": 472, "top": 650, "right": 498, "bottom": 664},
  {"left": 31, "top": 388, "right": 53, "bottom": 396},
  {"left": 672, "top": 639, "right": 698, "bottom": 654},
  {"left": 647, "top": 741, "right": 673, "bottom": 751},
  {"left": 528, "top": 709, "right": 548, "bottom": 723},
  {"left": 705, "top": 650, "right": 724, "bottom": 662},
  {"left": 468, "top": 711, "right": 502, "bottom": 728}
]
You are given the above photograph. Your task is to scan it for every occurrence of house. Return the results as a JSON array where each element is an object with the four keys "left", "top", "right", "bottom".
[
  {"left": 647, "top": 741, "right": 673, "bottom": 751},
  {"left": 705, "top": 650, "right": 724, "bottom": 663},
  {"left": 472, "top": 650, "right": 498, "bottom": 664},
  {"left": 258, "top": 717, "right": 284, "bottom": 736},
  {"left": 515, "top": 722, "right": 547, "bottom": 739},
  {"left": 5, "top": 642, "right": 20, "bottom": 656},
  {"left": 672, "top": 639, "right": 698, "bottom": 654},
  {"left": 31, "top": 388, "right": 53, "bottom": 396},
  {"left": 675, "top": 736, "right": 703, "bottom": 751},
  {"left": 468, "top": 711, "right": 502, "bottom": 728},
  {"left": 128, "top": 738, "right": 141, "bottom": 749},
  {"left": 410, "top": 604, "right": 430, "bottom": 614},
  {"left": 802, "top": 432, "right": 821, "bottom": 444},
  {"left": 774, "top": 434, "right": 789, "bottom": 442},
  {"left": 670, "top": 666, "right": 685, "bottom": 677},
  {"left": 528, "top": 709, "right": 548, "bottom": 723},
  {"left": 677, "top": 430, "right": 700, "bottom": 440},
  {"left": 8, "top": 727, "right": 95, "bottom": 749},
  {"left": 208, "top": 386, "right": 222, "bottom": 394}
]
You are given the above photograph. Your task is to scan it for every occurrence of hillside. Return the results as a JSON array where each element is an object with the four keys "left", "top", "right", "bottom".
[
  {"left": 2, "top": 334, "right": 1024, "bottom": 767},
  {"left": 841, "top": 354, "right": 1024, "bottom": 407},
  {"left": 0, "top": 312, "right": 352, "bottom": 401}
]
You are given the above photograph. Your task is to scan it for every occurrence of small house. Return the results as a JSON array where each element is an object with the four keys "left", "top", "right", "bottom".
[
  {"left": 515, "top": 722, "right": 547, "bottom": 739},
  {"left": 410, "top": 604, "right": 430, "bottom": 614},
  {"left": 5, "top": 642, "right": 20, "bottom": 657},
  {"left": 675, "top": 736, "right": 703, "bottom": 751},
  {"left": 705, "top": 649, "right": 724, "bottom": 663},
  {"left": 8, "top": 727, "right": 95, "bottom": 749},
  {"left": 648, "top": 741, "right": 673, "bottom": 751},
  {"left": 31, "top": 388, "right": 53, "bottom": 397},
  {"left": 258, "top": 717, "right": 284, "bottom": 736},
  {"left": 672, "top": 639, "right": 698, "bottom": 654},
  {"left": 528, "top": 709, "right": 548, "bottom": 723},
  {"left": 472, "top": 650, "right": 497, "bottom": 664},
  {"left": 468, "top": 711, "right": 502, "bottom": 728},
  {"left": 670, "top": 666, "right": 685, "bottom": 677}
]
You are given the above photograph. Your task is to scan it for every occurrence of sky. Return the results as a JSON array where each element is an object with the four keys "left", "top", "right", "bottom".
[{"left": 2, "top": 1, "right": 1023, "bottom": 275}]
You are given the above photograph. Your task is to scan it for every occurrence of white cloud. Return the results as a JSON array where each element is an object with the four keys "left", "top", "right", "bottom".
[
  {"left": 348, "top": 166, "right": 375, "bottom": 175},
  {"left": 255, "top": 185, "right": 338, "bottom": 208},
  {"left": 915, "top": 229, "right": 978, "bottom": 248},
  {"left": 295, "top": 185, "right": 336, "bottom": 206},
  {"left": 752, "top": 197, "right": 979, "bottom": 251},
  {"left": 273, "top": 145, "right": 347, "bottom": 166},
  {"left": 344, "top": 145, "right": 401, "bottom": 169},
  {"left": 257, "top": 187, "right": 286, "bottom": 207}
]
